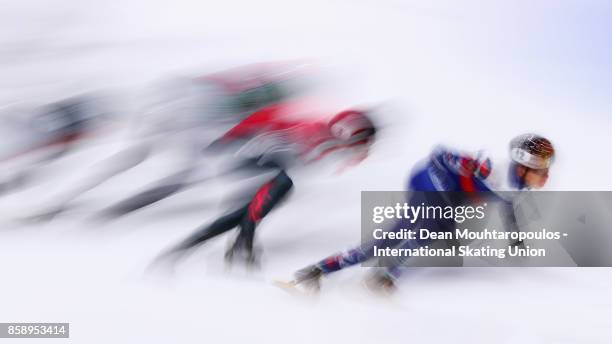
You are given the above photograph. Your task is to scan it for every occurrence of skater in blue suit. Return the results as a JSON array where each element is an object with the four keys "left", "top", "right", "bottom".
[{"left": 289, "top": 133, "right": 555, "bottom": 293}]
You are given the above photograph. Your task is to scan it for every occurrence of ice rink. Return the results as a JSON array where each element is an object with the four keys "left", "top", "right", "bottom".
[{"left": 1, "top": 1, "right": 611, "bottom": 343}]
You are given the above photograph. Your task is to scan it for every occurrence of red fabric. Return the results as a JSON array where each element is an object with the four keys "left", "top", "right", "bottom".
[
  {"left": 222, "top": 103, "right": 303, "bottom": 140},
  {"left": 221, "top": 102, "right": 335, "bottom": 156},
  {"left": 248, "top": 181, "right": 274, "bottom": 222},
  {"left": 459, "top": 175, "right": 477, "bottom": 192},
  {"left": 220, "top": 101, "right": 371, "bottom": 166}
]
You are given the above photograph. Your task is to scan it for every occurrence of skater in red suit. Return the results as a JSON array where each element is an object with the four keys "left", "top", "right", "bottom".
[{"left": 156, "top": 101, "right": 377, "bottom": 266}]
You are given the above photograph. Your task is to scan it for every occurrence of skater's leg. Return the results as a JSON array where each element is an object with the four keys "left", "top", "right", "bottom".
[
  {"left": 313, "top": 216, "right": 411, "bottom": 274},
  {"left": 166, "top": 205, "right": 250, "bottom": 256},
  {"left": 225, "top": 217, "right": 257, "bottom": 263},
  {"left": 60, "top": 143, "right": 152, "bottom": 201},
  {"left": 99, "top": 167, "right": 195, "bottom": 218},
  {"left": 246, "top": 170, "right": 293, "bottom": 224},
  {"left": 104, "top": 156, "right": 284, "bottom": 218},
  {"left": 29, "top": 142, "right": 153, "bottom": 220},
  {"left": 294, "top": 189, "right": 432, "bottom": 287},
  {"left": 292, "top": 238, "right": 397, "bottom": 292},
  {"left": 226, "top": 170, "right": 293, "bottom": 261},
  {"left": 289, "top": 226, "right": 403, "bottom": 291},
  {"left": 368, "top": 211, "right": 458, "bottom": 291}
]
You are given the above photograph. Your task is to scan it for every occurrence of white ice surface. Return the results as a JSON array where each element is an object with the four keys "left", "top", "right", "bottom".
[{"left": 1, "top": 1, "right": 611, "bottom": 343}]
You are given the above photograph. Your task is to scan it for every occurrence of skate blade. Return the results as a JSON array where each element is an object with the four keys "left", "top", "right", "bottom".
[
  {"left": 272, "top": 279, "right": 297, "bottom": 290},
  {"left": 272, "top": 279, "right": 318, "bottom": 298}
]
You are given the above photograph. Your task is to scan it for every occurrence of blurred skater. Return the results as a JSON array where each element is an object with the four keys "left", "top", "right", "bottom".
[
  {"left": 291, "top": 134, "right": 556, "bottom": 293},
  {"left": 155, "top": 100, "right": 378, "bottom": 267}
]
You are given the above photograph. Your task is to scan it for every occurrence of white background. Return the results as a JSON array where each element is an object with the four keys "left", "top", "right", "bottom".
[{"left": 1, "top": 1, "right": 611, "bottom": 343}]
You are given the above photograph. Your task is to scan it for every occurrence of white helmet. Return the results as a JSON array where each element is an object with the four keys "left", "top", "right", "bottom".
[{"left": 510, "top": 133, "right": 555, "bottom": 169}]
